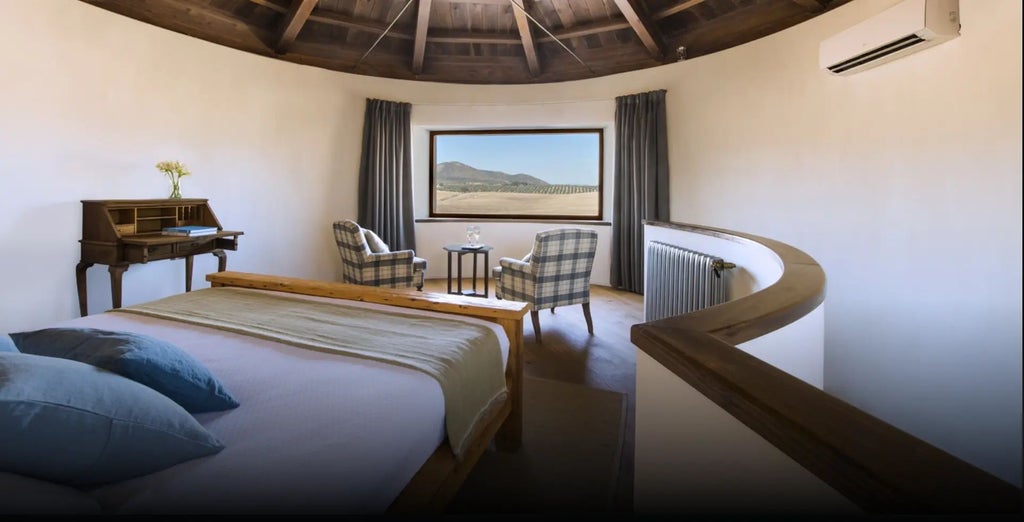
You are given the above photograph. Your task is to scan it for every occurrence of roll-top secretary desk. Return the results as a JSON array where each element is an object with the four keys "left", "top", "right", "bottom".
[{"left": 76, "top": 198, "right": 243, "bottom": 316}]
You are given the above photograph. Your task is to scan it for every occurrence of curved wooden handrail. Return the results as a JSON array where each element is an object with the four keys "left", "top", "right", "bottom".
[{"left": 633, "top": 221, "right": 1021, "bottom": 514}]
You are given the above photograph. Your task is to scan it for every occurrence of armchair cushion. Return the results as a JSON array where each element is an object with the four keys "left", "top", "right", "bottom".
[{"left": 363, "top": 229, "right": 391, "bottom": 253}]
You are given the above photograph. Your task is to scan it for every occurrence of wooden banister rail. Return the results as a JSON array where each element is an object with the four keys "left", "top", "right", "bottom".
[{"left": 633, "top": 221, "right": 1021, "bottom": 514}]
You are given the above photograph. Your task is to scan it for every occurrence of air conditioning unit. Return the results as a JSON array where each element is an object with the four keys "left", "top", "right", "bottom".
[{"left": 819, "top": 0, "right": 960, "bottom": 75}]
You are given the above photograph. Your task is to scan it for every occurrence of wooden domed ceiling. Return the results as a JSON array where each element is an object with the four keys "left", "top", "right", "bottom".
[{"left": 82, "top": 0, "right": 851, "bottom": 84}]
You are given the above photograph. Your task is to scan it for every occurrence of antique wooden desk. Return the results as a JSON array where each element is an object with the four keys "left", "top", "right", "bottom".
[{"left": 76, "top": 198, "right": 243, "bottom": 316}]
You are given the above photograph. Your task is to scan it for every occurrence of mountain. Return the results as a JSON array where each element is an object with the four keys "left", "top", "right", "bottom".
[{"left": 435, "top": 161, "right": 549, "bottom": 185}]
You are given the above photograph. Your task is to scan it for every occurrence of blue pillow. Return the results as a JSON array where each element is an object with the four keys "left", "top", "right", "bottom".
[
  {"left": 9, "top": 328, "right": 239, "bottom": 413},
  {"left": 0, "top": 334, "right": 16, "bottom": 353},
  {"left": 0, "top": 352, "right": 224, "bottom": 487}
]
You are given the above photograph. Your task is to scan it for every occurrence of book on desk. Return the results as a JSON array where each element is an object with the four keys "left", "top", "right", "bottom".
[{"left": 163, "top": 225, "right": 220, "bottom": 236}]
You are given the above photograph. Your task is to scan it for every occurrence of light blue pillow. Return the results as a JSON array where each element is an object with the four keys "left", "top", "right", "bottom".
[
  {"left": 0, "top": 334, "right": 16, "bottom": 353},
  {"left": 9, "top": 328, "right": 239, "bottom": 413},
  {"left": 0, "top": 352, "right": 224, "bottom": 487}
]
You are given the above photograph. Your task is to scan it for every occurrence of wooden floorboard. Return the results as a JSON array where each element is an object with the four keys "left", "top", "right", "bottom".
[{"left": 422, "top": 278, "right": 643, "bottom": 512}]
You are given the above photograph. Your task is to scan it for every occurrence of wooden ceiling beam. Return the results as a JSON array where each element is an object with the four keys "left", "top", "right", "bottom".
[
  {"left": 539, "top": 19, "right": 631, "bottom": 42},
  {"left": 612, "top": 0, "right": 665, "bottom": 59},
  {"left": 251, "top": 0, "right": 414, "bottom": 40},
  {"left": 652, "top": 0, "right": 707, "bottom": 21},
  {"left": 275, "top": 0, "right": 317, "bottom": 53},
  {"left": 428, "top": 31, "right": 521, "bottom": 45},
  {"left": 510, "top": 1, "right": 540, "bottom": 76},
  {"left": 412, "top": 0, "right": 433, "bottom": 74},
  {"left": 549, "top": 0, "right": 577, "bottom": 29},
  {"left": 254, "top": 0, "right": 634, "bottom": 47},
  {"left": 670, "top": 0, "right": 810, "bottom": 58}
]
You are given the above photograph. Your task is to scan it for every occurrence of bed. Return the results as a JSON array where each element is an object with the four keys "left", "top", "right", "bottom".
[{"left": 0, "top": 272, "right": 527, "bottom": 515}]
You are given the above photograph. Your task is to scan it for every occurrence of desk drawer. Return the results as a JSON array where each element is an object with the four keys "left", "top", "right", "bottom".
[
  {"left": 124, "top": 244, "right": 174, "bottom": 263},
  {"left": 174, "top": 238, "right": 215, "bottom": 256}
]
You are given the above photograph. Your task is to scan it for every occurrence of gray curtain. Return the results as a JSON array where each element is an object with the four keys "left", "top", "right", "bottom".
[
  {"left": 611, "top": 90, "right": 669, "bottom": 294},
  {"left": 358, "top": 98, "right": 416, "bottom": 251}
]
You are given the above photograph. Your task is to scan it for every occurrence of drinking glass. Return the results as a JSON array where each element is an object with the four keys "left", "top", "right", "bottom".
[{"left": 466, "top": 225, "right": 481, "bottom": 246}]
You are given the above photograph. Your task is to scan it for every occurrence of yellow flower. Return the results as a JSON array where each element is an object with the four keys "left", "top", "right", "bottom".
[{"left": 155, "top": 160, "right": 191, "bottom": 180}]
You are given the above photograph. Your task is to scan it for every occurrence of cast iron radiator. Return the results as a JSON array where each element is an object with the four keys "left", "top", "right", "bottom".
[{"left": 644, "top": 241, "right": 733, "bottom": 321}]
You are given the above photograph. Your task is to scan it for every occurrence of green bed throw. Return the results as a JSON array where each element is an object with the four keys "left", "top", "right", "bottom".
[{"left": 112, "top": 287, "right": 507, "bottom": 459}]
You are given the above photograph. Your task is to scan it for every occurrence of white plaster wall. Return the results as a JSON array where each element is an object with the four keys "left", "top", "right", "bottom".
[
  {"left": 1, "top": 0, "right": 1019, "bottom": 488},
  {"left": 0, "top": 0, "right": 363, "bottom": 329},
  {"left": 657, "top": 0, "right": 1023, "bottom": 485},
  {"left": 738, "top": 304, "right": 826, "bottom": 389}
]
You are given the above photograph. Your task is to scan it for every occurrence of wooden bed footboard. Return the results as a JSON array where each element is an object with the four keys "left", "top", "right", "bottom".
[{"left": 205, "top": 271, "right": 528, "bottom": 512}]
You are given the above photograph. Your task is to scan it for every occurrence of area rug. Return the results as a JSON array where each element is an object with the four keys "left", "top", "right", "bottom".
[{"left": 447, "top": 377, "right": 628, "bottom": 514}]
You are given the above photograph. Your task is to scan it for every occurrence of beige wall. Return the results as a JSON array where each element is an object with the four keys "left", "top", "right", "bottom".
[
  {"left": 658, "top": 0, "right": 1022, "bottom": 486},
  {"left": 1, "top": 0, "right": 1019, "bottom": 487}
]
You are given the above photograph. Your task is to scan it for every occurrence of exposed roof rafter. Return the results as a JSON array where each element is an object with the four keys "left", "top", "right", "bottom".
[
  {"left": 652, "top": 0, "right": 707, "bottom": 21},
  {"left": 274, "top": 0, "right": 317, "bottom": 53},
  {"left": 510, "top": 0, "right": 540, "bottom": 76},
  {"left": 613, "top": 0, "right": 666, "bottom": 59},
  {"left": 412, "top": 0, "right": 433, "bottom": 74},
  {"left": 85, "top": 0, "right": 850, "bottom": 84}
]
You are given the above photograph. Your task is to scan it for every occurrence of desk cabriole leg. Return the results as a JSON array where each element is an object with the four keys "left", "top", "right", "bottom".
[
  {"left": 76, "top": 261, "right": 93, "bottom": 317},
  {"left": 213, "top": 249, "right": 227, "bottom": 272},
  {"left": 108, "top": 264, "right": 129, "bottom": 309}
]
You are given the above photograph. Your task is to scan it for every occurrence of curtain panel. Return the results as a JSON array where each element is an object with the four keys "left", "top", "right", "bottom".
[
  {"left": 611, "top": 89, "right": 669, "bottom": 294},
  {"left": 358, "top": 98, "right": 416, "bottom": 251}
]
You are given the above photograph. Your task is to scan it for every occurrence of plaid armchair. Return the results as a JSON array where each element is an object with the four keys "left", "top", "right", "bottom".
[
  {"left": 492, "top": 228, "right": 597, "bottom": 343},
  {"left": 332, "top": 220, "right": 426, "bottom": 291}
]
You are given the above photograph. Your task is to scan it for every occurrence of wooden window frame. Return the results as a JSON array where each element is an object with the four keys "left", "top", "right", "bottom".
[{"left": 428, "top": 128, "right": 604, "bottom": 221}]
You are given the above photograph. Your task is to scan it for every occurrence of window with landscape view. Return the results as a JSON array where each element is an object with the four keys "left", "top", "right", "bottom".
[{"left": 429, "top": 129, "right": 603, "bottom": 220}]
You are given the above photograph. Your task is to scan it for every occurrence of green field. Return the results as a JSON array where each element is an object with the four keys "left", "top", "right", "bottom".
[{"left": 437, "top": 183, "right": 598, "bottom": 195}]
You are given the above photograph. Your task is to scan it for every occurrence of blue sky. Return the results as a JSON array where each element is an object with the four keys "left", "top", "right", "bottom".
[{"left": 434, "top": 131, "right": 600, "bottom": 185}]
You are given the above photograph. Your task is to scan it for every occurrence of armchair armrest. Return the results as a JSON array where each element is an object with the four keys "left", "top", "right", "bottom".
[
  {"left": 365, "top": 250, "right": 414, "bottom": 265},
  {"left": 499, "top": 257, "right": 531, "bottom": 275},
  {"left": 359, "top": 250, "right": 415, "bottom": 288},
  {"left": 497, "top": 257, "right": 534, "bottom": 304}
]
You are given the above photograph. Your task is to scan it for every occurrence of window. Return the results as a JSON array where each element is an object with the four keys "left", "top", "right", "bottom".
[{"left": 429, "top": 129, "right": 603, "bottom": 220}]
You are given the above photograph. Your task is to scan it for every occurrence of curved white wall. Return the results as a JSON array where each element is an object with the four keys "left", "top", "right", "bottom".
[
  {"left": 643, "top": 223, "right": 824, "bottom": 387},
  {"left": 1, "top": 0, "right": 1019, "bottom": 486}
]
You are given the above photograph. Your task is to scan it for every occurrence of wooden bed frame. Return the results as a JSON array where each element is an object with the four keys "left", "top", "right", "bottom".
[{"left": 205, "top": 271, "right": 528, "bottom": 514}]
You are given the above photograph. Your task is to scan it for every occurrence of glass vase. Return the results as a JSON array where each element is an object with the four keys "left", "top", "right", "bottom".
[{"left": 169, "top": 181, "right": 182, "bottom": 199}]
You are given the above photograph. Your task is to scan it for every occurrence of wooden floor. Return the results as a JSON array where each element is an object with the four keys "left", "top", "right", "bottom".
[{"left": 422, "top": 278, "right": 644, "bottom": 511}]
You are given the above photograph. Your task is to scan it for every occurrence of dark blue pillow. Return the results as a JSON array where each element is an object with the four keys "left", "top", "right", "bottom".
[
  {"left": 0, "top": 352, "right": 224, "bottom": 487},
  {"left": 0, "top": 334, "right": 17, "bottom": 353},
  {"left": 9, "top": 328, "right": 239, "bottom": 413}
]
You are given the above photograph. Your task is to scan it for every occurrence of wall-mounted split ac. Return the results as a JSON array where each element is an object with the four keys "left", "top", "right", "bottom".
[{"left": 819, "top": 0, "right": 960, "bottom": 75}]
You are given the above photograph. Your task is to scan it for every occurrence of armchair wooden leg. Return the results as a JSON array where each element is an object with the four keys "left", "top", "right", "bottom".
[
  {"left": 550, "top": 307, "right": 555, "bottom": 314},
  {"left": 530, "top": 310, "right": 541, "bottom": 344},
  {"left": 582, "top": 302, "right": 594, "bottom": 335}
]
